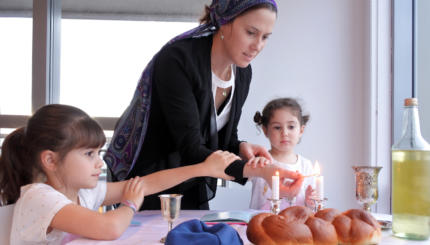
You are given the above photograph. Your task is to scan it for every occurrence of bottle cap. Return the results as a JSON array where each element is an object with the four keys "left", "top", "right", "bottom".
[{"left": 405, "top": 98, "right": 418, "bottom": 106}]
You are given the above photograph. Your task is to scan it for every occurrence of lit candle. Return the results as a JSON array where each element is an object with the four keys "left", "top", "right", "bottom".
[
  {"left": 314, "top": 161, "right": 324, "bottom": 199},
  {"left": 272, "top": 171, "right": 280, "bottom": 200}
]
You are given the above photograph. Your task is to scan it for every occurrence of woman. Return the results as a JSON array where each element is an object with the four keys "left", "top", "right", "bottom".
[{"left": 105, "top": 0, "right": 303, "bottom": 210}]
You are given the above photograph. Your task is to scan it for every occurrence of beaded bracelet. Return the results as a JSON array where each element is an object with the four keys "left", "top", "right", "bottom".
[{"left": 120, "top": 200, "right": 137, "bottom": 213}]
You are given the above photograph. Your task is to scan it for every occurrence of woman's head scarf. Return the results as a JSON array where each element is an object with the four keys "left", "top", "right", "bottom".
[{"left": 104, "top": 0, "right": 277, "bottom": 180}]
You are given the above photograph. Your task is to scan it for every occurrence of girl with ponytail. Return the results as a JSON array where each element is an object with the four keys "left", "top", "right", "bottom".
[{"left": 0, "top": 104, "right": 238, "bottom": 244}]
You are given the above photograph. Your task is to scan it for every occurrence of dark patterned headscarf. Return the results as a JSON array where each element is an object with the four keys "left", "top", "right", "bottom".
[
  {"left": 104, "top": 0, "right": 277, "bottom": 180},
  {"left": 209, "top": 0, "right": 277, "bottom": 27}
]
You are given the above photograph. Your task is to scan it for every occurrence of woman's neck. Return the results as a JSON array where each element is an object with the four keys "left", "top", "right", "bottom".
[
  {"left": 269, "top": 149, "right": 297, "bottom": 164},
  {"left": 211, "top": 32, "right": 233, "bottom": 81}
]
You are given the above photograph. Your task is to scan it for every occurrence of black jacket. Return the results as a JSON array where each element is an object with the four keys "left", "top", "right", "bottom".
[{"left": 128, "top": 34, "right": 252, "bottom": 210}]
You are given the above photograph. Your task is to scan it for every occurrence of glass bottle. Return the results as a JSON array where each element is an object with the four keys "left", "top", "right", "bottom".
[{"left": 392, "top": 98, "right": 430, "bottom": 240}]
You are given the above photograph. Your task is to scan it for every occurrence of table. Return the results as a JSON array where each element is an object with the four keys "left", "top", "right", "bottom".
[
  {"left": 64, "top": 210, "right": 429, "bottom": 245},
  {"left": 64, "top": 210, "right": 247, "bottom": 245}
]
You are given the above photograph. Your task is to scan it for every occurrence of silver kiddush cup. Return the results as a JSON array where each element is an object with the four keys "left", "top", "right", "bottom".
[
  {"left": 352, "top": 166, "right": 382, "bottom": 212},
  {"left": 159, "top": 194, "right": 183, "bottom": 243}
]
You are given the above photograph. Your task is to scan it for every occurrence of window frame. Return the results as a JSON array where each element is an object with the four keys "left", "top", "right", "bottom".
[
  {"left": 0, "top": 0, "right": 201, "bottom": 131},
  {"left": 392, "top": 0, "right": 415, "bottom": 143}
]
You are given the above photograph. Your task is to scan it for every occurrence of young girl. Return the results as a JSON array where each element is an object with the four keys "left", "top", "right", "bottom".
[
  {"left": 249, "top": 98, "right": 315, "bottom": 210},
  {"left": 0, "top": 104, "right": 239, "bottom": 244}
]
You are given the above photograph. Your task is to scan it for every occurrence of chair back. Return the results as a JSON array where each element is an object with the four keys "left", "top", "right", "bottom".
[{"left": 0, "top": 204, "right": 14, "bottom": 245}]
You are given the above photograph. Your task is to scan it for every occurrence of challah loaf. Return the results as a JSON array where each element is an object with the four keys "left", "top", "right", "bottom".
[{"left": 246, "top": 206, "right": 381, "bottom": 245}]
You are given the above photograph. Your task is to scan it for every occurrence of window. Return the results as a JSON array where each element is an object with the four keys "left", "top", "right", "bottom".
[
  {"left": 0, "top": 18, "right": 32, "bottom": 116},
  {"left": 0, "top": 0, "right": 199, "bottom": 149},
  {"left": 60, "top": 19, "right": 196, "bottom": 118},
  {"left": 0, "top": 0, "right": 202, "bottom": 132}
]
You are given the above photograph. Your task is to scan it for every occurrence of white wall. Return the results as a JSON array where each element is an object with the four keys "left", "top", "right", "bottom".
[{"left": 211, "top": 0, "right": 375, "bottom": 212}]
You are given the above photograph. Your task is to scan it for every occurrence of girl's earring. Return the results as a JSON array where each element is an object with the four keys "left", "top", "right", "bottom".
[{"left": 220, "top": 34, "right": 224, "bottom": 40}]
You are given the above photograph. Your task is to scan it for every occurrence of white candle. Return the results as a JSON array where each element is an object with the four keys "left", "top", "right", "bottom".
[
  {"left": 314, "top": 161, "right": 324, "bottom": 199},
  {"left": 272, "top": 171, "right": 280, "bottom": 200},
  {"left": 315, "top": 175, "right": 324, "bottom": 199}
]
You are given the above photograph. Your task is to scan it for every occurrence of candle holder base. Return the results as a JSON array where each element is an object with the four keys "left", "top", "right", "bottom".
[
  {"left": 310, "top": 197, "right": 328, "bottom": 212},
  {"left": 284, "top": 197, "right": 296, "bottom": 207},
  {"left": 268, "top": 198, "right": 281, "bottom": 214}
]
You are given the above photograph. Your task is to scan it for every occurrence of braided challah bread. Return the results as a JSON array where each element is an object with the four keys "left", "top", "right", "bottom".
[{"left": 246, "top": 206, "right": 381, "bottom": 245}]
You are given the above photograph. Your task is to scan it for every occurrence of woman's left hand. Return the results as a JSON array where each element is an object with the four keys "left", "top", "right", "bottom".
[
  {"left": 239, "top": 142, "right": 273, "bottom": 167},
  {"left": 246, "top": 156, "right": 271, "bottom": 168},
  {"left": 201, "top": 150, "right": 239, "bottom": 180}
]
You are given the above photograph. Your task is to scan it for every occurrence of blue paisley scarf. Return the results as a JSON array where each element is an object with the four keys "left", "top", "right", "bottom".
[{"left": 104, "top": 0, "right": 277, "bottom": 180}]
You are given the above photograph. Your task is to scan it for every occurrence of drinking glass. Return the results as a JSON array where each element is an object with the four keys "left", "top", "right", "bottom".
[
  {"left": 159, "top": 194, "right": 183, "bottom": 243},
  {"left": 352, "top": 166, "right": 382, "bottom": 212}
]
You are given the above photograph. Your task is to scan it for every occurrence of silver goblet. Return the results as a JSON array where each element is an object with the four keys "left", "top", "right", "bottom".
[
  {"left": 159, "top": 194, "right": 183, "bottom": 243},
  {"left": 352, "top": 166, "right": 382, "bottom": 212}
]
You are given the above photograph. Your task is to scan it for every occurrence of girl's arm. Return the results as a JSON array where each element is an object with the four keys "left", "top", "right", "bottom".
[
  {"left": 50, "top": 177, "right": 144, "bottom": 240},
  {"left": 50, "top": 204, "right": 136, "bottom": 240},
  {"left": 103, "top": 150, "right": 238, "bottom": 206}
]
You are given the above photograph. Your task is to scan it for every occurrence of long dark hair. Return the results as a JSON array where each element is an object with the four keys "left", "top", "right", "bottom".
[
  {"left": 254, "top": 98, "right": 310, "bottom": 127},
  {"left": 0, "top": 104, "right": 106, "bottom": 205}
]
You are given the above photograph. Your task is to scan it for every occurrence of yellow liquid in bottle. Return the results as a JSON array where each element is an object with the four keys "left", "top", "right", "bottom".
[{"left": 392, "top": 150, "right": 430, "bottom": 240}]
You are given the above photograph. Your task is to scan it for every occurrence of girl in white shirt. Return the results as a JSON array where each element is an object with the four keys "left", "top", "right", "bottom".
[
  {"left": 0, "top": 104, "right": 239, "bottom": 245},
  {"left": 250, "top": 98, "right": 316, "bottom": 210}
]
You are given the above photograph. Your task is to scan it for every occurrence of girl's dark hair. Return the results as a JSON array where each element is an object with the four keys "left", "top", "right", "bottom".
[
  {"left": 199, "top": 3, "right": 277, "bottom": 24},
  {"left": 254, "top": 98, "right": 310, "bottom": 127},
  {"left": 0, "top": 104, "right": 106, "bottom": 205}
]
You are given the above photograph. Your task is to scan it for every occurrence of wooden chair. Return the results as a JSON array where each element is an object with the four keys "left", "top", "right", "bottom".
[{"left": 0, "top": 204, "right": 14, "bottom": 245}]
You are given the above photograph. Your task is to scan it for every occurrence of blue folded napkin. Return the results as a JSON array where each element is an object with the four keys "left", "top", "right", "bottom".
[{"left": 165, "top": 219, "right": 244, "bottom": 245}]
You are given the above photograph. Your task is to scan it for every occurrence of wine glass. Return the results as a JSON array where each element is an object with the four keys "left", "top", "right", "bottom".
[
  {"left": 159, "top": 194, "right": 183, "bottom": 243},
  {"left": 352, "top": 166, "right": 382, "bottom": 212}
]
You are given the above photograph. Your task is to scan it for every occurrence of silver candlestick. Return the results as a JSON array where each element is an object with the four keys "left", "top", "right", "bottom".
[
  {"left": 310, "top": 196, "right": 328, "bottom": 212},
  {"left": 268, "top": 198, "right": 281, "bottom": 214}
]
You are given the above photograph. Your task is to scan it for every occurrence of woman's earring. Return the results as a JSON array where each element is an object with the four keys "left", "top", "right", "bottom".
[{"left": 220, "top": 34, "right": 224, "bottom": 40}]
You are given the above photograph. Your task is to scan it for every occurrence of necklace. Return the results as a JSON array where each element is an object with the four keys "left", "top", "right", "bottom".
[
  {"left": 212, "top": 65, "right": 234, "bottom": 98},
  {"left": 221, "top": 65, "right": 232, "bottom": 97}
]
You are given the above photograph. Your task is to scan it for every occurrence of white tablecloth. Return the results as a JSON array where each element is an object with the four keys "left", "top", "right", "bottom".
[{"left": 64, "top": 210, "right": 429, "bottom": 245}]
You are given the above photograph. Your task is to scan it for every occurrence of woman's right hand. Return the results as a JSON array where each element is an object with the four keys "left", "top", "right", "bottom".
[
  {"left": 202, "top": 150, "right": 240, "bottom": 180},
  {"left": 279, "top": 169, "right": 304, "bottom": 199},
  {"left": 255, "top": 165, "right": 304, "bottom": 199},
  {"left": 121, "top": 177, "right": 145, "bottom": 210},
  {"left": 305, "top": 185, "right": 316, "bottom": 208}
]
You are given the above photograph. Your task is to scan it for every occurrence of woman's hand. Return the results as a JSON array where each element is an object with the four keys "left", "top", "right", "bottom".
[
  {"left": 305, "top": 185, "right": 315, "bottom": 208},
  {"left": 121, "top": 177, "right": 145, "bottom": 210},
  {"left": 279, "top": 169, "right": 304, "bottom": 199},
  {"left": 239, "top": 142, "right": 273, "bottom": 167},
  {"left": 201, "top": 150, "right": 240, "bottom": 180},
  {"left": 255, "top": 165, "right": 304, "bottom": 199},
  {"left": 246, "top": 156, "right": 271, "bottom": 169}
]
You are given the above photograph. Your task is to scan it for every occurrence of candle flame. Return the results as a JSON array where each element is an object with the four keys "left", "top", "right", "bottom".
[
  {"left": 275, "top": 171, "right": 279, "bottom": 176},
  {"left": 314, "top": 161, "right": 321, "bottom": 175}
]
